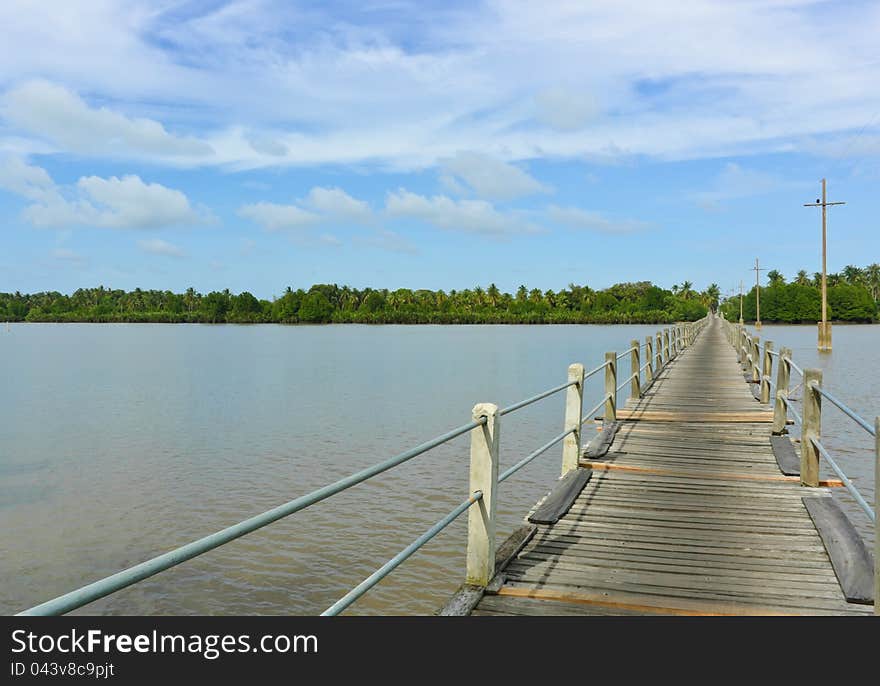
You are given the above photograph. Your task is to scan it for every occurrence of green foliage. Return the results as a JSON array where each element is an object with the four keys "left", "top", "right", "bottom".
[
  {"left": 719, "top": 262, "right": 878, "bottom": 323},
  {"left": 0, "top": 280, "right": 715, "bottom": 325}
]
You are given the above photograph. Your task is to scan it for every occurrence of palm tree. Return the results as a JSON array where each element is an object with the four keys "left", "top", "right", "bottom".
[
  {"left": 766, "top": 270, "right": 785, "bottom": 286},
  {"left": 679, "top": 281, "right": 694, "bottom": 299},
  {"left": 702, "top": 283, "right": 720, "bottom": 312},
  {"left": 841, "top": 265, "right": 864, "bottom": 286},
  {"left": 865, "top": 263, "right": 880, "bottom": 301},
  {"left": 486, "top": 283, "right": 501, "bottom": 308},
  {"left": 795, "top": 270, "right": 810, "bottom": 286}
]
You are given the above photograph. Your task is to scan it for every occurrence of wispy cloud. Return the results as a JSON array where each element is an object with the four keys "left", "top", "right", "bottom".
[
  {"left": 385, "top": 189, "right": 542, "bottom": 236},
  {"left": 0, "top": 2, "right": 877, "bottom": 169},
  {"left": 51, "top": 247, "right": 87, "bottom": 264},
  {"left": 237, "top": 201, "right": 319, "bottom": 231},
  {"left": 137, "top": 238, "right": 186, "bottom": 257},
  {"left": 547, "top": 205, "right": 648, "bottom": 234},
  {"left": 237, "top": 186, "right": 373, "bottom": 232},
  {"left": 2, "top": 80, "right": 213, "bottom": 159},
  {"left": 692, "top": 162, "right": 807, "bottom": 210},
  {"left": 357, "top": 229, "right": 419, "bottom": 255},
  {"left": 439, "top": 151, "right": 551, "bottom": 201}
]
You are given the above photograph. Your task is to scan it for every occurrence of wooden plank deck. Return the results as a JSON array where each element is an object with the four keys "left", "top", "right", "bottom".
[{"left": 471, "top": 317, "right": 873, "bottom": 616}]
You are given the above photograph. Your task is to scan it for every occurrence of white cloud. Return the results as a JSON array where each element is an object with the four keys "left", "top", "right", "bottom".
[
  {"left": 692, "top": 162, "right": 806, "bottom": 210},
  {"left": 534, "top": 88, "right": 600, "bottom": 131},
  {"left": 547, "top": 205, "right": 648, "bottom": 234},
  {"left": 238, "top": 201, "right": 319, "bottom": 231},
  {"left": 77, "top": 175, "right": 207, "bottom": 229},
  {"left": 358, "top": 229, "right": 419, "bottom": 255},
  {"left": 0, "top": 156, "right": 208, "bottom": 229},
  {"left": 51, "top": 247, "right": 86, "bottom": 264},
  {"left": 0, "top": 2, "right": 879, "bottom": 169},
  {"left": 439, "top": 151, "right": 550, "bottom": 201},
  {"left": 319, "top": 233, "right": 343, "bottom": 247},
  {"left": 304, "top": 187, "right": 372, "bottom": 221},
  {"left": 0, "top": 155, "right": 55, "bottom": 201},
  {"left": 385, "top": 189, "right": 541, "bottom": 236},
  {"left": 2, "top": 80, "right": 213, "bottom": 159},
  {"left": 138, "top": 238, "right": 186, "bottom": 257},
  {"left": 238, "top": 186, "right": 372, "bottom": 231}
]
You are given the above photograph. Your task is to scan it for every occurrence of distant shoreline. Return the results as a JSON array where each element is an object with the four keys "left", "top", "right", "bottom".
[{"left": 4, "top": 319, "right": 878, "bottom": 326}]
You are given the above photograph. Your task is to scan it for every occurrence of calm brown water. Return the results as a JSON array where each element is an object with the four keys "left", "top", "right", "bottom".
[{"left": 1, "top": 322, "right": 877, "bottom": 615}]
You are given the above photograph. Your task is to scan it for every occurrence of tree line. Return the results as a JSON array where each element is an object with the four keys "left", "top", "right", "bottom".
[
  {"left": 719, "top": 263, "right": 880, "bottom": 323},
  {"left": 1, "top": 280, "right": 716, "bottom": 324}
]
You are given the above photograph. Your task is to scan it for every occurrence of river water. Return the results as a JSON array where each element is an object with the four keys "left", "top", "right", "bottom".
[{"left": 1, "top": 322, "right": 877, "bottom": 615}]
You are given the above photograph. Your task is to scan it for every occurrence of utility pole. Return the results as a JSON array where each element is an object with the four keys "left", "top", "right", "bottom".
[
  {"left": 738, "top": 280, "right": 744, "bottom": 325},
  {"left": 804, "top": 179, "right": 845, "bottom": 352},
  {"left": 752, "top": 258, "right": 766, "bottom": 329}
]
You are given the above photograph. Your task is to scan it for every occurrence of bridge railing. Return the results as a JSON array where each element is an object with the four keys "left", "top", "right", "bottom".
[
  {"left": 18, "top": 316, "right": 709, "bottom": 617},
  {"left": 718, "top": 315, "right": 878, "bottom": 612}
]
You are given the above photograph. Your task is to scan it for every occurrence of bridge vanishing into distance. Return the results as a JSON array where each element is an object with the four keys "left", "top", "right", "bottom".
[
  {"left": 453, "top": 316, "right": 876, "bottom": 616},
  {"left": 16, "top": 315, "right": 878, "bottom": 617}
]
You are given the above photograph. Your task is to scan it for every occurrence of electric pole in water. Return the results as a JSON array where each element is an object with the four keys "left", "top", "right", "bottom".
[
  {"left": 803, "top": 179, "right": 845, "bottom": 352},
  {"left": 752, "top": 258, "right": 766, "bottom": 329}
]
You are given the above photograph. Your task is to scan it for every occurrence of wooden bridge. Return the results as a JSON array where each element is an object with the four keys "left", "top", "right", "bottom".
[
  {"left": 447, "top": 315, "right": 877, "bottom": 617},
  {"left": 16, "top": 314, "right": 878, "bottom": 618}
]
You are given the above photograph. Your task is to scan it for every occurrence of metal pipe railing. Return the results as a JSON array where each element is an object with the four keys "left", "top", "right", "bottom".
[
  {"left": 616, "top": 346, "right": 638, "bottom": 360},
  {"left": 810, "top": 438, "right": 875, "bottom": 522},
  {"left": 781, "top": 391, "right": 802, "bottom": 425},
  {"left": 321, "top": 491, "right": 483, "bottom": 616},
  {"left": 500, "top": 379, "right": 576, "bottom": 416},
  {"left": 784, "top": 356, "right": 804, "bottom": 377},
  {"left": 810, "top": 384, "right": 876, "bottom": 437},
  {"left": 581, "top": 393, "right": 613, "bottom": 426},
  {"left": 18, "top": 416, "right": 486, "bottom": 616},
  {"left": 616, "top": 373, "right": 637, "bottom": 393},
  {"left": 499, "top": 428, "right": 575, "bottom": 483}
]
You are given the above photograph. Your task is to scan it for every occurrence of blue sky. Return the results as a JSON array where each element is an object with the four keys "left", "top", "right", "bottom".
[{"left": 0, "top": 0, "right": 878, "bottom": 300}]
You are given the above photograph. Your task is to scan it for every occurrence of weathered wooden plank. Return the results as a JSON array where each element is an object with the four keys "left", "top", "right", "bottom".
[
  {"left": 609, "top": 411, "right": 775, "bottom": 422},
  {"left": 501, "top": 578, "right": 869, "bottom": 614},
  {"left": 527, "top": 468, "right": 592, "bottom": 525},
  {"left": 583, "top": 421, "right": 619, "bottom": 458},
  {"left": 582, "top": 461, "right": 844, "bottom": 487},
  {"left": 802, "top": 498, "right": 875, "bottom": 604},
  {"left": 770, "top": 435, "right": 800, "bottom": 476},
  {"left": 493, "top": 585, "right": 867, "bottom": 616},
  {"left": 437, "top": 584, "right": 484, "bottom": 616}
]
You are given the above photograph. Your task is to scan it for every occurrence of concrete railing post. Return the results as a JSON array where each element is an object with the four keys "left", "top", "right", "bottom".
[
  {"left": 630, "top": 339, "right": 641, "bottom": 400},
  {"left": 741, "top": 332, "right": 750, "bottom": 371},
  {"left": 800, "top": 369, "right": 822, "bottom": 488},
  {"left": 561, "top": 364, "right": 584, "bottom": 476},
  {"left": 645, "top": 336, "right": 654, "bottom": 385},
  {"left": 751, "top": 335, "right": 761, "bottom": 383},
  {"left": 466, "top": 403, "right": 500, "bottom": 586},
  {"left": 663, "top": 329, "right": 670, "bottom": 362},
  {"left": 772, "top": 346, "right": 791, "bottom": 435},
  {"left": 760, "top": 341, "right": 774, "bottom": 404},
  {"left": 656, "top": 332, "right": 663, "bottom": 370},
  {"left": 604, "top": 352, "right": 616, "bottom": 423}
]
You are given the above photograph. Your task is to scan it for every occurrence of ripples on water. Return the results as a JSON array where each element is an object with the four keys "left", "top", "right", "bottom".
[{"left": 1, "top": 322, "right": 877, "bottom": 615}]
